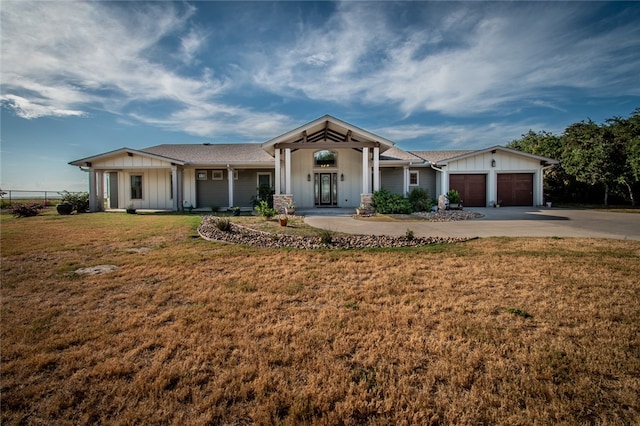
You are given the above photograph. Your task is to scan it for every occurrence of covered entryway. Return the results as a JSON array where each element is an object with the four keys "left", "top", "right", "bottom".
[
  {"left": 497, "top": 173, "right": 533, "bottom": 206},
  {"left": 450, "top": 174, "right": 486, "bottom": 207}
]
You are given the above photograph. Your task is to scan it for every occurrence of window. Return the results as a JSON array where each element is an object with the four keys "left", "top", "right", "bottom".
[
  {"left": 409, "top": 171, "right": 419, "bottom": 186},
  {"left": 197, "top": 171, "right": 207, "bottom": 180},
  {"left": 212, "top": 170, "right": 223, "bottom": 180},
  {"left": 131, "top": 175, "right": 143, "bottom": 199},
  {"left": 257, "top": 172, "right": 271, "bottom": 188},
  {"left": 314, "top": 150, "right": 337, "bottom": 168},
  {"left": 233, "top": 170, "right": 239, "bottom": 180}
]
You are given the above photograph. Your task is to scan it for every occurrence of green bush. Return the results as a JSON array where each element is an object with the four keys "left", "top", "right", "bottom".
[
  {"left": 10, "top": 202, "right": 43, "bottom": 218},
  {"left": 60, "top": 191, "right": 90, "bottom": 213},
  {"left": 255, "top": 200, "right": 277, "bottom": 219},
  {"left": 372, "top": 188, "right": 413, "bottom": 214},
  {"left": 408, "top": 187, "right": 433, "bottom": 212},
  {"left": 446, "top": 189, "right": 461, "bottom": 204}
]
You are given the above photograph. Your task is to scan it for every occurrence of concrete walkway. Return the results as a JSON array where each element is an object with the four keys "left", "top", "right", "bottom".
[{"left": 302, "top": 207, "right": 640, "bottom": 240}]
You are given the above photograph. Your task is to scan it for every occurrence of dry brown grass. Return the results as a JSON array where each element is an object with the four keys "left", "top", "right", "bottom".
[{"left": 1, "top": 209, "right": 639, "bottom": 425}]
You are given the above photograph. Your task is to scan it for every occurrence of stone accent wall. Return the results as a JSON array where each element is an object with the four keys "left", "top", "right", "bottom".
[
  {"left": 360, "top": 194, "right": 373, "bottom": 212},
  {"left": 273, "top": 194, "right": 292, "bottom": 214}
]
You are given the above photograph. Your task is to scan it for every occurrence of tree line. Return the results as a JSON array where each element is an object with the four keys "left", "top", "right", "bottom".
[{"left": 508, "top": 108, "right": 640, "bottom": 206}]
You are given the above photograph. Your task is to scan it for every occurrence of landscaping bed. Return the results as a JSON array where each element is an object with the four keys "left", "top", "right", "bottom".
[{"left": 198, "top": 216, "right": 470, "bottom": 249}]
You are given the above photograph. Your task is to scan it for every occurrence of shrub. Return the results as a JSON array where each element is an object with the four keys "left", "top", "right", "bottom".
[
  {"left": 10, "top": 202, "right": 43, "bottom": 218},
  {"left": 404, "top": 228, "right": 415, "bottom": 241},
  {"left": 255, "top": 200, "right": 277, "bottom": 219},
  {"left": 60, "top": 191, "right": 90, "bottom": 213},
  {"left": 318, "top": 229, "right": 334, "bottom": 245},
  {"left": 408, "top": 187, "right": 433, "bottom": 212},
  {"left": 372, "top": 188, "right": 413, "bottom": 214},
  {"left": 446, "top": 189, "right": 461, "bottom": 204},
  {"left": 214, "top": 217, "right": 232, "bottom": 232}
]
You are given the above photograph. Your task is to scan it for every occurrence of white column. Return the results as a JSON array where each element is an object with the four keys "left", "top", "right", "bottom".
[
  {"left": 488, "top": 170, "right": 497, "bottom": 206},
  {"left": 285, "top": 148, "right": 292, "bottom": 194},
  {"left": 171, "top": 166, "right": 179, "bottom": 211},
  {"left": 373, "top": 147, "right": 380, "bottom": 191},
  {"left": 88, "top": 168, "right": 97, "bottom": 212},
  {"left": 227, "top": 168, "right": 234, "bottom": 208},
  {"left": 274, "top": 148, "right": 281, "bottom": 195},
  {"left": 403, "top": 166, "right": 409, "bottom": 196},
  {"left": 96, "top": 171, "right": 104, "bottom": 211},
  {"left": 362, "top": 147, "right": 369, "bottom": 193}
]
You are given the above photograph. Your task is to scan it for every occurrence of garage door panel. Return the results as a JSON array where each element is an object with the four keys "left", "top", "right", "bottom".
[
  {"left": 450, "top": 174, "right": 486, "bottom": 207},
  {"left": 498, "top": 173, "right": 533, "bottom": 206}
]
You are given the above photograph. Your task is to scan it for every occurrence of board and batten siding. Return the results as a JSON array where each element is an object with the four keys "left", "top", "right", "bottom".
[{"left": 118, "top": 169, "right": 173, "bottom": 210}]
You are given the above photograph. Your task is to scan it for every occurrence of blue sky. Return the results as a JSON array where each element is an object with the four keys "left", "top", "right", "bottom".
[{"left": 1, "top": 1, "right": 639, "bottom": 192}]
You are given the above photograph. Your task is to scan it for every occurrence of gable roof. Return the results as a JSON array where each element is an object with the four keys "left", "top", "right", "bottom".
[
  {"left": 261, "top": 115, "right": 395, "bottom": 154},
  {"left": 428, "top": 145, "right": 559, "bottom": 166},
  {"left": 69, "top": 147, "right": 186, "bottom": 167}
]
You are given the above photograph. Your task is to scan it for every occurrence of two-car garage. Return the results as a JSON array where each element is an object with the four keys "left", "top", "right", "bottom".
[{"left": 449, "top": 173, "right": 534, "bottom": 207}]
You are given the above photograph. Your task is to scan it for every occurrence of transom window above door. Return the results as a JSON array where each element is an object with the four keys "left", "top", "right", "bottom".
[{"left": 314, "top": 150, "right": 337, "bottom": 168}]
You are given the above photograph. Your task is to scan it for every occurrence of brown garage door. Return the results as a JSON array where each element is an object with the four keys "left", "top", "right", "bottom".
[
  {"left": 497, "top": 173, "right": 533, "bottom": 206},
  {"left": 449, "top": 174, "right": 486, "bottom": 207}
]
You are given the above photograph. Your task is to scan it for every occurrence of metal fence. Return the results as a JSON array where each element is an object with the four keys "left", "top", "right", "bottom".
[{"left": 0, "top": 189, "right": 83, "bottom": 206}]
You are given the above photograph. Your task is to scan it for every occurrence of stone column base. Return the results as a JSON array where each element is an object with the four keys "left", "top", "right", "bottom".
[
  {"left": 360, "top": 194, "right": 373, "bottom": 213},
  {"left": 273, "top": 194, "right": 293, "bottom": 214}
]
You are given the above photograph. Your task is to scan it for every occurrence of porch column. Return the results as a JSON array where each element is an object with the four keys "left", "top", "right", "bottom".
[
  {"left": 362, "top": 147, "right": 370, "bottom": 193},
  {"left": 88, "top": 168, "right": 97, "bottom": 212},
  {"left": 373, "top": 146, "right": 380, "bottom": 191},
  {"left": 96, "top": 170, "right": 104, "bottom": 211},
  {"left": 403, "top": 166, "right": 409, "bottom": 196},
  {"left": 171, "top": 165, "right": 179, "bottom": 211},
  {"left": 285, "top": 148, "right": 292, "bottom": 194},
  {"left": 227, "top": 167, "right": 234, "bottom": 208},
  {"left": 274, "top": 148, "right": 281, "bottom": 195},
  {"left": 176, "top": 167, "right": 184, "bottom": 211}
]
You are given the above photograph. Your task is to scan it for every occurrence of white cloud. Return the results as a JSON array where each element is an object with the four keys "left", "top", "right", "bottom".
[
  {"left": 251, "top": 2, "right": 640, "bottom": 116},
  {"left": 0, "top": 94, "right": 85, "bottom": 119},
  {"left": 376, "top": 120, "right": 552, "bottom": 150},
  {"left": 0, "top": 1, "right": 280, "bottom": 139}
]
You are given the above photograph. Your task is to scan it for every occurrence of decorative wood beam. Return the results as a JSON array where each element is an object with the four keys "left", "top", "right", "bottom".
[
  {"left": 323, "top": 120, "right": 329, "bottom": 141},
  {"left": 277, "top": 141, "right": 378, "bottom": 150},
  {"left": 302, "top": 130, "right": 308, "bottom": 144},
  {"left": 345, "top": 130, "right": 352, "bottom": 143}
]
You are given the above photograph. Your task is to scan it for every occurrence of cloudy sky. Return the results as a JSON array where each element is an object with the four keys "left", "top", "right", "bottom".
[{"left": 1, "top": 1, "right": 639, "bottom": 192}]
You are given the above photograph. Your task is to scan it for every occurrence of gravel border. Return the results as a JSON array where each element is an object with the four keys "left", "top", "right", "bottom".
[{"left": 198, "top": 216, "right": 471, "bottom": 249}]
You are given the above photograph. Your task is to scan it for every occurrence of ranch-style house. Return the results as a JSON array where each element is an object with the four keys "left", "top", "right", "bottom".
[{"left": 70, "top": 115, "right": 558, "bottom": 212}]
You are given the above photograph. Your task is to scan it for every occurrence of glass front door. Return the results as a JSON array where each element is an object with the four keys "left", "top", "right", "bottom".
[{"left": 315, "top": 173, "right": 337, "bottom": 206}]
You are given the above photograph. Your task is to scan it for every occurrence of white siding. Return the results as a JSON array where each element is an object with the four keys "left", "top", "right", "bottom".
[
  {"left": 119, "top": 169, "right": 173, "bottom": 209},
  {"left": 92, "top": 154, "right": 173, "bottom": 169}
]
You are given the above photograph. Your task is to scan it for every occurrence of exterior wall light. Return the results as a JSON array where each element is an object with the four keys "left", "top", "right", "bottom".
[
  {"left": 340, "top": 173, "right": 345, "bottom": 181},
  {"left": 491, "top": 159, "right": 496, "bottom": 168},
  {"left": 307, "top": 173, "right": 311, "bottom": 182}
]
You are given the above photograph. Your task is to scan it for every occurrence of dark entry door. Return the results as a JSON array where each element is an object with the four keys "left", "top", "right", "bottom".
[
  {"left": 108, "top": 172, "right": 119, "bottom": 209},
  {"left": 315, "top": 173, "right": 337, "bottom": 206}
]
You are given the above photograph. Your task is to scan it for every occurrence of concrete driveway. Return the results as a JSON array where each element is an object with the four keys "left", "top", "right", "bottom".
[{"left": 303, "top": 207, "right": 640, "bottom": 240}]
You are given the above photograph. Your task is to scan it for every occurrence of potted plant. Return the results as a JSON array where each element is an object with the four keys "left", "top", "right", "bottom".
[
  {"left": 56, "top": 202, "right": 73, "bottom": 215},
  {"left": 126, "top": 203, "right": 136, "bottom": 214},
  {"left": 232, "top": 206, "right": 241, "bottom": 216},
  {"left": 278, "top": 214, "right": 288, "bottom": 226},
  {"left": 285, "top": 201, "right": 296, "bottom": 215},
  {"left": 446, "top": 189, "right": 461, "bottom": 210}
]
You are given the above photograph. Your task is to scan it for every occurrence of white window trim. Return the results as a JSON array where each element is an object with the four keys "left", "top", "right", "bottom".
[
  {"left": 196, "top": 171, "right": 207, "bottom": 180},
  {"left": 233, "top": 170, "right": 239, "bottom": 180},
  {"left": 257, "top": 172, "right": 272, "bottom": 187},
  {"left": 130, "top": 174, "right": 143, "bottom": 200},
  {"left": 409, "top": 170, "right": 419, "bottom": 186},
  {"left": 212, "top": 170, "right": 224, "bottom": 180}
]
